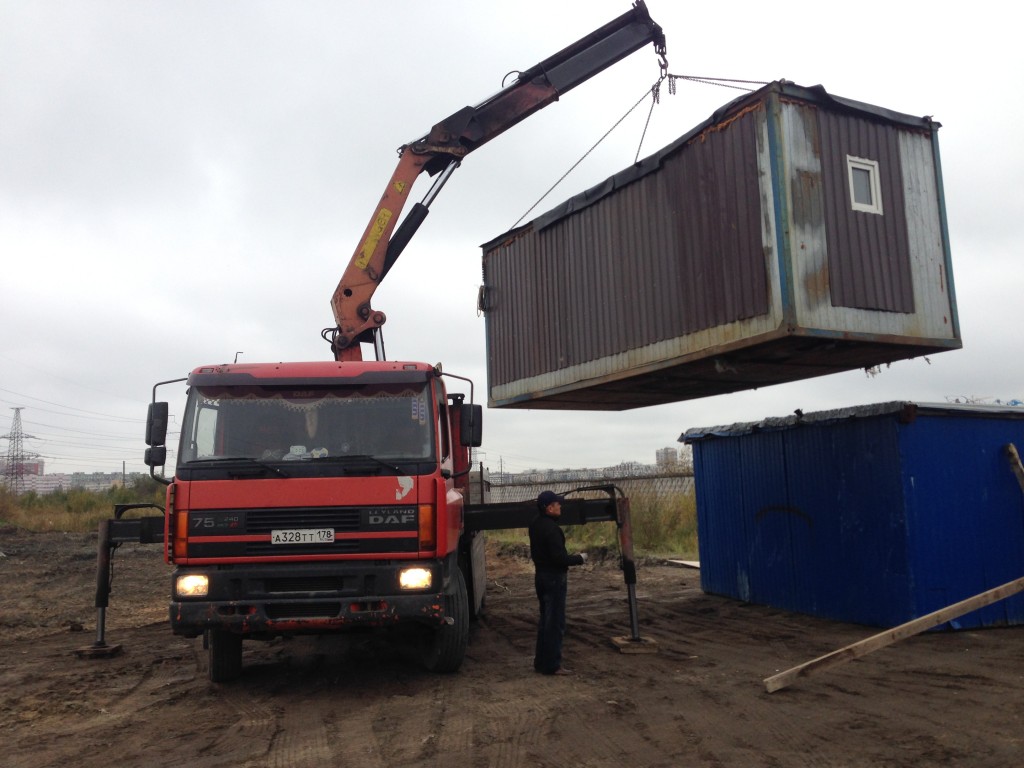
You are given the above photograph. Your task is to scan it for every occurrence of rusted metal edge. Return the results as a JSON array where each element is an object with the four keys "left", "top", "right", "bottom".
[{"left": 1005, "top": 443, "right": 1024, "bottom": 496}]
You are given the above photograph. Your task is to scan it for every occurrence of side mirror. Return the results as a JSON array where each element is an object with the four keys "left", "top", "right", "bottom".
[
  {"left": 144, "top": 446, "right": 167, "bottom": 468},
  {"left": 458, "top": 403, "right": 483, "bottom": 448},
  {"left": 146, "top": 402, "right": 169, "bottom": 446}
]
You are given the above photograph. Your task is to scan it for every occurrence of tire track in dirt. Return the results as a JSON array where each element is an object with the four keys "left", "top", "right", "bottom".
[
  {"left": 367, "top": 691, "right": 434, "bottom": 765},
  {"left": 210, "top": 638, "right": 386, "bottom": 768},
  {"left": 6, "top": 626, "right": 203, "bottom": 768},
  {"left": 471, "top": 697, "right": 548, "bottom": 768},
  {"left": 180, "top": 640, "right": 286, "bottom": 768},
  {"left": 100, "top": 634, "right": 198, "bottom": 715},
  {"left": 422, "top": 682, "right": 473, "bottom": 766},
  {"left": 199, "top": 686, "right": 279, "bottom": 767},
  {"left": 359, "top": 673, "right": 483, "bottom": 768},
  {"left": 562, "top": 576, "right": 855, "bottom": 767},
  {"left": 475, "top": 569, "right": 691, "bottom": 768},
  {"left": 625, "top": 604, "right": 843, "bottom": 767},
  {"left": 263, "top": 704, "right": 335, "bottom": 768},
  {"left": 556, "top": 608, "right": 712, "bottom": 768}
]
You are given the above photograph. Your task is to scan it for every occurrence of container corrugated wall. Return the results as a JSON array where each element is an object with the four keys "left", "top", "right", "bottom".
[
  {"left": 481, "top": 82, "right": 959, "bottom": 410},
  {"left": 898, "top": 414, "right": 1024, "bottom": 626},
  {"left": 685, "top": 403, "right": 1024, "bottom": 629}
]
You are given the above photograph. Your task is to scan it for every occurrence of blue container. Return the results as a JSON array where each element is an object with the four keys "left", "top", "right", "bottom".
[{"left": 683, "top": 402, "right": 1024, "bottom": 628}]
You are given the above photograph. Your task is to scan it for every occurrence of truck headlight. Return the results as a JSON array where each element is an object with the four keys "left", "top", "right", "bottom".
[
  {"left": 398, "top": 567, "right": 432, "bottom": 590},
  {"left": 176, "top": 573, "right": 209, "bottom": 597}
]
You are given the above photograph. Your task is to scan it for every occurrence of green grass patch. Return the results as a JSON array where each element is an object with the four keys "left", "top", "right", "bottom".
[{"left": 0, "top": 478, "right": 166, "bottom": 533}]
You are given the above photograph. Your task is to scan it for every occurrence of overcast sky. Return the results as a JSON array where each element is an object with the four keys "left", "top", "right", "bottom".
[{"left": 2, "top": 1, "right": 1021, "bottom": 477}]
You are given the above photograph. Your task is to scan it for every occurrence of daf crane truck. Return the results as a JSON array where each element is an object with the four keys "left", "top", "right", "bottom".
[{"left": 130, "top": 3, "right": 665, "bottom": 682}]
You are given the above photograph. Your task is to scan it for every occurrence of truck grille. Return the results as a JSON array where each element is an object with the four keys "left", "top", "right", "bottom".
[
  {"left": 185, "top": 505, "right": 419, "bottom": 558},
  {"left": 246, "top": 507, "right": 363, "bottom": 532}
]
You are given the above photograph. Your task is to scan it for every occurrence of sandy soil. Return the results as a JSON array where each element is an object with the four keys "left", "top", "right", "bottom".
[{"left": 1, "top": 527, "right": 1022, "bottom": 767}]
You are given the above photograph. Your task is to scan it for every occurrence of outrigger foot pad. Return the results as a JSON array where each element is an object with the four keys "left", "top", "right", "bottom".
[
  {"left": 74, "top": 642, "right": 123, "bottom": 659},
  {"left": 610, "top": 635, "right": 659, "bottom": 654}
]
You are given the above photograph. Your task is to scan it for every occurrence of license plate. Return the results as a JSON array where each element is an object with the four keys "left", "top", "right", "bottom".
[{"left": 270, "top": 528, "right": 335, "bottom": 545}]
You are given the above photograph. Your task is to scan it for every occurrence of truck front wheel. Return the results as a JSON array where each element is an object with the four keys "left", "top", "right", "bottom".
[
  {"left": 423, "top": 567, "right": 469, "bottom": 673},
  {"left": 207, "top": 629, "right": 243, "bottom": 682}
]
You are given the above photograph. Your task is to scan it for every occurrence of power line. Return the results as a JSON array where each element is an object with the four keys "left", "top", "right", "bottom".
[
  {"left": 0, "top": 381, "right": 162, "bottom": 473},
  {"left": 0, "top": 397, "right": 166, "bottom": 474},
  {"left": 17, "top": 418, "right": 142, "bottom": 440},
  {"left": 0, "top": 387, "right": 142, "bottom": 422}
]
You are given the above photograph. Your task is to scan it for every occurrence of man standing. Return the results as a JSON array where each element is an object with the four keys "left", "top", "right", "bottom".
[{"left": 529, "top": 490, "right": 588, "bottom": 675}]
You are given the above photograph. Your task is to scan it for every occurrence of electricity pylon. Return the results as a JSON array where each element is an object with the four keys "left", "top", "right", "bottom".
[{"left": 2, "top": 407, "right": 36, "bottom": 495}]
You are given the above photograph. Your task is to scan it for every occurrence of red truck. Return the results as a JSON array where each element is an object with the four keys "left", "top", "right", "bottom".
[
  {"left": 105, "top": 3, "right": 665, "bottom": 682},
  {"left": 145, "top": 360, "right": 485, "bottom": 680}
]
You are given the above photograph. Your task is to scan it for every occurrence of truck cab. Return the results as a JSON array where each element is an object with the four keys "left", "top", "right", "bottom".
[{"left": 146, "top": 360, "right": 483, "bottom": 681}]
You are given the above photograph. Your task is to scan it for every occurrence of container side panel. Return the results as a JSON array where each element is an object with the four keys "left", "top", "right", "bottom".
[
  {"left": 740, "top": 432, "right": 798, "bottom": 609},
  {"left": 899, "top": 131, "right": 958, "bottom": 339},
  {"left": 690, "top": 403, "right": 1024, "bottom": 628},
  {"left": 784, "top": 104, "right": 956, "bottom": 343},
  {"left": 899, "top": 416, "right": 1024, "bottom": 628},
  {"left": 782, "top": 418, "right": 911, "bottom": 626},
  {"left": 695, "top": 417, "right": 911, "bottom": 625},
  {"left": 818, "top": 110, "right": 914, "bottom": 313},
  {"left": 667, "top": 107, "right": 770, "bottom": 333},
  {"left": 694, "top": 438, "right": 755, "bottom": 601},
  {"left": 483, "top": 105, "right": 769, "bottom": 389},
  {"left": 780, "top": 100, "right": 829, "bottom": 319}
]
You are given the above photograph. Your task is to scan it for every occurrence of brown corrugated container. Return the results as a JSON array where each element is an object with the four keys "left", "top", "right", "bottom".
[{"left": 480, "top": 81, "right": 960, "bottom": 410}]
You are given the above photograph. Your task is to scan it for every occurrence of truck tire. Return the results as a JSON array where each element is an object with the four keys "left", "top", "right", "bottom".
[
  {"left": 423, "top": 567, "right": 469, "bottom": 673},
  {"left": 207, "top": 629, "right": 243, "bottom": 683}
]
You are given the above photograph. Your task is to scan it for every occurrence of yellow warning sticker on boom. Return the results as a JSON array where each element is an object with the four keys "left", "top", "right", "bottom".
[{"left": 356, "top": 208, "right": 393, "bottom": 270}]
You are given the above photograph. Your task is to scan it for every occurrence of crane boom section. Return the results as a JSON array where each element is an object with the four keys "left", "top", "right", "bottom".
[{"left": 330, "top": 1, "right": 666, "bottom": 360}]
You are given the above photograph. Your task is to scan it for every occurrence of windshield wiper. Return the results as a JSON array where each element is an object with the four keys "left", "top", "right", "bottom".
[
  {"left": 184, "top": 456, "right": 289, "bottom": 478},
  {"left": 309, "top": 454, "right": 404, "bottom": 474}
]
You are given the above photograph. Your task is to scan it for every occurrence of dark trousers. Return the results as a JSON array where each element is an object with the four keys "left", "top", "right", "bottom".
[{"left": 534, "top": 570, "right": 568, "bottom": 674}]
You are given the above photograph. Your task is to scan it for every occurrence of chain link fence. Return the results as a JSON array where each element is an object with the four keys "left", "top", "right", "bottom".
[{"left": 482, "top": 471, "right": 694, "bottom": 505}]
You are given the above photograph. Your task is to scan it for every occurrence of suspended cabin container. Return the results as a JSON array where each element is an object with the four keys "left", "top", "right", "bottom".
[
  {"left": 480, "top": 81, "right": 959, "bottom": 410},
  {"left": 683, "top": 402, "right": 1024, "bottom": 629}
]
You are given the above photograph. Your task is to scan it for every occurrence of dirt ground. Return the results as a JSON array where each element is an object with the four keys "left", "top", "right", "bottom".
[{"left": 1, "top": 528, "right": 1021, "bottom": 767}]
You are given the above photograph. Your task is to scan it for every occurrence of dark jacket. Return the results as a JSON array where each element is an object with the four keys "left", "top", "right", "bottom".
[{"left": 529, "top": 513, "right": 584, "bottom": 574}]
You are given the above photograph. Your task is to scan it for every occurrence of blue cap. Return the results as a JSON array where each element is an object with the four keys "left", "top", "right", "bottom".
[{"left": 537, "top": 490, "right": 564, "bottom": 509}]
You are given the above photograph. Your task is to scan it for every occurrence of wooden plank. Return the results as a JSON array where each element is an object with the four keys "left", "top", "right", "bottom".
[
  {"left": 764, "top": 574, "right": 1024, "bottom": 693},
  {"left": 666, "top": 559, "right": 700, "bottom": 569},
  {"left": 1005, "top": 443, "right": 1024, "bottom": 495}
]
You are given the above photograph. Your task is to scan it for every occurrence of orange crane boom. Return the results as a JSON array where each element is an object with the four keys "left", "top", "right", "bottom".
[{"left": 326, "top": 1, "right": 666, "bottom": 361}]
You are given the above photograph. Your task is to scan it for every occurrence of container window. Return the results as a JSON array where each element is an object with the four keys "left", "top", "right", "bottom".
[{"left": 847, "top": 155, "right": 883, "bottom": 214}]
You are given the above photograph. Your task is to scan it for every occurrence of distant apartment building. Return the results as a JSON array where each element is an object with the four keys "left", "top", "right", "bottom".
[
  {"left": 655, "top": 447, "right": 679, "bottom": 468},
  {"left": 7, "top": 459, "right": 136, "bottom": 494},
  {"left": 21, "top": 473, "right": 125, "bottom": 494}
]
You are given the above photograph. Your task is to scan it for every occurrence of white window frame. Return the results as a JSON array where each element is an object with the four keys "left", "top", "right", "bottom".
[{"left": 846, "top": 155, "right": 883, "bottom": 215}]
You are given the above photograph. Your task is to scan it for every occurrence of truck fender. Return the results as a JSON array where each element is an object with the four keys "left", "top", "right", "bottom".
[{"left": 458, "top": 531, "right": 487, "bottom": 619}]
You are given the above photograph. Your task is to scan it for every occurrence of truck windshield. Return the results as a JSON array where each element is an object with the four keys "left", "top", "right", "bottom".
[{"left": 178, "top": 383, "right": 435, "bottom": 465}]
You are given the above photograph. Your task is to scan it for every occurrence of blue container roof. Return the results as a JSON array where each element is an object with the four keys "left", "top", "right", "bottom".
[{"left": 682, "top": 401, "right": 1024, "bottom": 443}]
